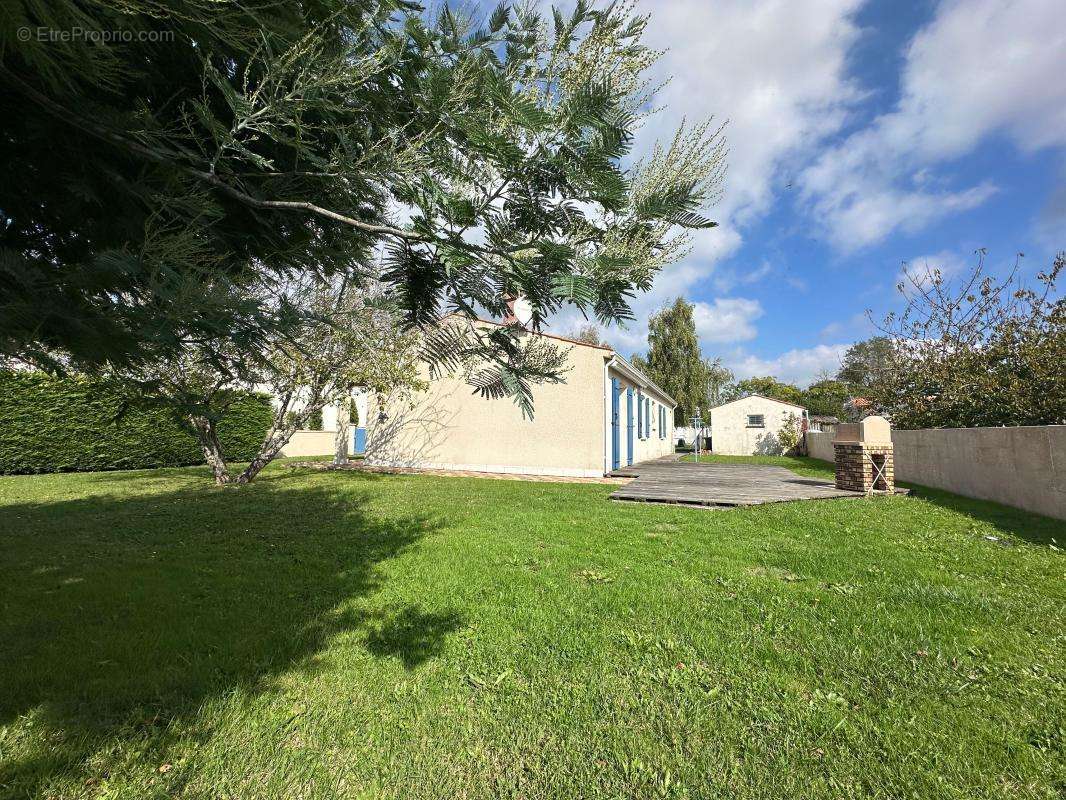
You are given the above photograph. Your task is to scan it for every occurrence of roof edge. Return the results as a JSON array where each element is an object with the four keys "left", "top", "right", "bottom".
[
  {"left": 466, "top": 316, "right": 614, "bottom": 351},
  {"left": 607, "top": 354, "right": 677, "bottom": 408},
  {"left": 709, "top": 393, "right": 807, "bottom": 412}
]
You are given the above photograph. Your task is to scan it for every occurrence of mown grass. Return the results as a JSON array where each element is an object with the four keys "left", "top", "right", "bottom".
[
  {"left": 0, "top": 460, "right": 1063, "bottom": 799},
  {"left": 679, "top": 453, "right": 837, "bottom": 479}
]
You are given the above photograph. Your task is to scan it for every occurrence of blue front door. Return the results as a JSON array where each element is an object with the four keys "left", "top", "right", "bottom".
[
  {"left": 626, "top": 388, "right": 634, "bottom": 465},
  {"left": 611, "top": 378, "right": 621, "bottom": 470},
  {"left": 353, "top": 427, "right": 367, "bottom": 455}
]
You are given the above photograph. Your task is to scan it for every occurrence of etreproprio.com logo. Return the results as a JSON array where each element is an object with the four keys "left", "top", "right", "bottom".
[{"left": 17, "top": 27, "right": 175, "bottom": 43}]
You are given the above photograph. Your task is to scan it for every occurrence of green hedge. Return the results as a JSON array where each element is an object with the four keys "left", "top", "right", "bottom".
[{"left": 0, "top": 371, "right": 273, "bottom": 474}]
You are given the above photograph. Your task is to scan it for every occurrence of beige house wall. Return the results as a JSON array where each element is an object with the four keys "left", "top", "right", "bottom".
[
  {"left": 709, "top": 396, "right": 805, "bottom": 456},
  {"left": 278, "top": 430, "right": 335, "bottom": 458},
  {"left": 805, "top": 425, "right": 1066, "bottom": 520},
  {"left": 367, "top": 342, "right": 612, "bottom": 477}
]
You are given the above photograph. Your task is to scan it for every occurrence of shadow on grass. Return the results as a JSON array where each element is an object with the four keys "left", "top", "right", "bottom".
[
  {"left": 0, "top": 476, "right": 458, "bottom": 796},
  {"left": 903, "top": 483, "right": 1064, "bottom": 547},
  {"left": 363, "top": 606, "right": 465, "bottom": 669}
]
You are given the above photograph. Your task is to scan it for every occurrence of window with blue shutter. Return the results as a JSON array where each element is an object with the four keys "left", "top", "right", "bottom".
[{"left": 636, "top": 389, "right": 643, "bottom": 438}]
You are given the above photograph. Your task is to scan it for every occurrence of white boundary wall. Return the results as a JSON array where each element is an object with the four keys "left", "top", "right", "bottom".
[{"left": 806, "top": 425, "right": 1066, "bottom": 520}]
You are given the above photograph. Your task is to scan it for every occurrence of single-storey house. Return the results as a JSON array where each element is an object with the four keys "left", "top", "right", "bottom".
[
  {"left": 365, "top": 320, "right": 676, "bottom": 477},
  {"left": 707, "top": 394, "right": 806, "bottom": 456}
]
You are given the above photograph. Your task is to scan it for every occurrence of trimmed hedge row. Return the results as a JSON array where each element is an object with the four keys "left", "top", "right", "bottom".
[{"left": 0, "top": 371, "right": 273, "bottom": 474}]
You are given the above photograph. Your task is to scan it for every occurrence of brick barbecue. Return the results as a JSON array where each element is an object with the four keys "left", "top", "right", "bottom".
[{"left": 833, "top": 416, "right": 895, "bottom": 494}]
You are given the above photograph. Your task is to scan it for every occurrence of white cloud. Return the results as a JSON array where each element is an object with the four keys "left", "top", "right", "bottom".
[
  {"left": 728, "top": 343, "right": 852, "bottom": 387},
  {"left": 640, "top": 0, "right": 866, "bottom": 225},
  {"left": 693, "top": 297, "right": 764, "bottom": 343},
  {"left": 712, "top": 260, "right": 773, "bottom": 293},
  {"left": 562, "top": 225, "right": 745, "bottom": 355},
  {"left": 819, "top": 321, "right": 844, "bottom": 339},
  {"left": 801, "top": 0, "right": 1066, "bottom": 251},
  {"left": 565, "top": 0, "right": 868, "bottom": 352}
]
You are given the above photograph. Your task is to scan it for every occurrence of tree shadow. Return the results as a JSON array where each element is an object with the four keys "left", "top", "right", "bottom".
[
  {"left": 0, "top": 476, "right": 461, "bottom": 796},
  {"left": 363, "top": 606, "right": 465, "bottom": 669}
]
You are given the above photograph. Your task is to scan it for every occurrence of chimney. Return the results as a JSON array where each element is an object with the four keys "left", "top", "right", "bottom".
[
  {"left": 502, "top": 294, "right": 518, "bottom": 325},
  {"left": 501, "top": 293, "right": 534, "bottom": 328}
]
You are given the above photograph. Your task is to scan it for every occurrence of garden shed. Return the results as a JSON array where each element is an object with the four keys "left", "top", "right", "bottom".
[{"left": 707, "top": 394, "right": 806, "bottom": 456}]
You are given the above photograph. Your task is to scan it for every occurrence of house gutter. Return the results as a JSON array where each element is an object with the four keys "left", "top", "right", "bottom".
[{"left": 604, "top": 354, "right": 677, "bottom": 408}]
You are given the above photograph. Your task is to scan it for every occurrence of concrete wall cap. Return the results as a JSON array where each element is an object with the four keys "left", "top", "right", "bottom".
[{"left": 833, "top": 416, "right": 892, "bottom": 444}]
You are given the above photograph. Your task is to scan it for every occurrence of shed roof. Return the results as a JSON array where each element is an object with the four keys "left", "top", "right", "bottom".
[{"left": 709, "top": 393, "right": 806, "bottom": 412}]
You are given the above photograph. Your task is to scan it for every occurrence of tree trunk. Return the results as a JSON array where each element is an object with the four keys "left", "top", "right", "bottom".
[
  {"left": 234, "top": 432, "right": 291, "bottom": 484},
  {"left": 334, "top": 398, "right": 350, "bottom": 466},
  {"left": 188, "top": 415, "right": 233, "bottom": 485}
]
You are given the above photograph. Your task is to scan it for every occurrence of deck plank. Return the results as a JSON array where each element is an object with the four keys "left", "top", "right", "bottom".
[{"left": 608, "top": 458, "right": 891, "bottom": 507}]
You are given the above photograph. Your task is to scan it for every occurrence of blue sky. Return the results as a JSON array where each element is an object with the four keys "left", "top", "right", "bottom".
[{"left": 540, "top": 0, "right": 1066, "bottom": 385}]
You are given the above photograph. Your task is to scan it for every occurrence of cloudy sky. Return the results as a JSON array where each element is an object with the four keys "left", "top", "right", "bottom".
[{"left": 542, "top": 0, "right": 1066, "bottom": 385}]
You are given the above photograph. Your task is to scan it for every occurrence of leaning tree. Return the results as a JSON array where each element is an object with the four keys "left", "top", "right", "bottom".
[{"left": 120, "top": 275, "right": 423, "bottom": 484}]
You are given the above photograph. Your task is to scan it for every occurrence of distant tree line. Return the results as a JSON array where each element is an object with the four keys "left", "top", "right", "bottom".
[
  {"left": 626, "top": 250, "right": 1064, "bottom": 430},
  {"left": 621, "top": 297, "right": 872, "bottom": 424}
]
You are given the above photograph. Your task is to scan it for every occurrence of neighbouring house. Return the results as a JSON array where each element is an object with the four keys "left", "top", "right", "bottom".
[
  {"left": 707, "top": 394, "right": 806, "bottom": 456},
  {"left": 845, "top": 397, "right": 875, "bottom": 418},
  {"left": 366, "top": 320, "right": 676, "bottom": 477}
]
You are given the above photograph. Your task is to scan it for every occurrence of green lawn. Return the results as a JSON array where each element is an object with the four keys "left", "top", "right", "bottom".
[
  {"left": 1, "top": 461, "right": 1063, "bottom": 799},
  {"left": 679, "top": 453, "right": 837, "bottom": 479}
]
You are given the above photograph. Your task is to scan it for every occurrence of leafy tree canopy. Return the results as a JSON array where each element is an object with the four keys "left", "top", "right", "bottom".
[
  {"left": 733, "top": 376, "right": 804, "bottom": 407},
  {"left": 704, "top": 357, "right": 735, "bottom": 407},
  {"left": 802, "top": 379, "right": 851, "bottom": 419},
  {"left": 1, "top": 0, "right": 726, "bottom": 417},
  {"left": 837, "top": 336, "right": 894, "bottom": 391},
  {"left": 642, "top": 298, "right": 709, "bottom": 424},
  {"left": 568, "top": 323, "right": 610, "bottom": 349},
  {"left": 871, "top": 251, "right": 1065, "bottom": 429}
]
